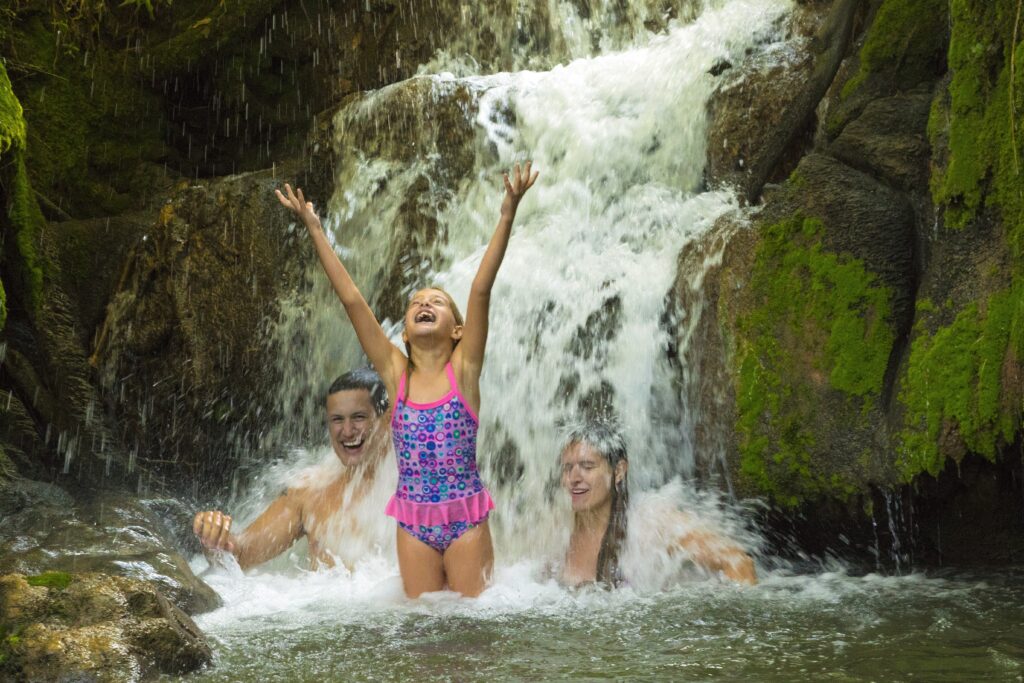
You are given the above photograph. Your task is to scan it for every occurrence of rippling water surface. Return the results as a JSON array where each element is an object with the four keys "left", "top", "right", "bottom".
[{"left": 178, "top": 564, "right": 1024, "bottom": 682}]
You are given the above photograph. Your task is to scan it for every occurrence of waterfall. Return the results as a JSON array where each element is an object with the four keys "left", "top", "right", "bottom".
[{"left": 258, "top": 0, "right": 794, "bottom": 562}]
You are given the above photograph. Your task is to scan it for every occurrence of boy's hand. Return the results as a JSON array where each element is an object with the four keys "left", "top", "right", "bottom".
[
  {"left": 501, "top": 161, "right": 539, "bottom": 217},
  {"left": 275, "top": 183, "right": 321, "bottom": 230},
  {"left": 193, "top": 510, "right": 237, "bottom": 553}
]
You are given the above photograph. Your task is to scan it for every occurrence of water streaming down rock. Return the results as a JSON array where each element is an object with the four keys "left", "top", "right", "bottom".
[{"left": 257, "top": 0, "right": 794, "bottom": 565}]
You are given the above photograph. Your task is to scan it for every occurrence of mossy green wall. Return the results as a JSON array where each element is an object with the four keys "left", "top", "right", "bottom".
[
  {"left": 0, "top": 61, "right": 43, "bottom": 326},
  {"left": 841, "top": 0, "right": 950, "bottom": 100},
  {"left": 734, "top": 216, "right": 894, "bottom": 506},
  {"left": 733, "top": 0, "right": 1024, "bottom": 504},
  {"left": 902, "top": 0, "right": 1024, "bottom": 480}
]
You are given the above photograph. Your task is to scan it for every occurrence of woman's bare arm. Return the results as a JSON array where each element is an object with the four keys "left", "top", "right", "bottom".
[{"left": 671, "top": 514, "right": 758, "bottom": 585}]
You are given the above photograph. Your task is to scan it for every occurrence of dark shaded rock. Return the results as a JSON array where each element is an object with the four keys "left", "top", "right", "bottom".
[
  {"left": 0, "top": 572, "right": 212, "bottom": 681},
  {"left": 819, "top": 0, "right": 949, "bottom": 142},
  {"left": 91, "top": 170, "right": 306, "bottom": 496},
  {"left": 785, "top": 152, "right": 916, "bottom": 332},
  {"left": 45, "top": 214, "right": 155, "bottom": 346},
  {"left": 828, "top": 90, "right": 934, "bottom": 191},
  {"left": 0, "top": 483, "right": 220, "bottom": 615}
]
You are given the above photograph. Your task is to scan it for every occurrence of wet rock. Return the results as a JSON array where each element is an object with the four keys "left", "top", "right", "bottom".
[
  {"left": 783, "top": 152, "right": 916, "bottom": 329},
  {"left": 91, "top": 170, "right": 306, "bottom": 495},
  {"left": 706, "top": 0, "right": 862, "bottom": 202},
  {"left": 707, "top": 40, "right": 816, "bottom": 196},
  {"left": 0, "top": 482, "right": 220, "bottom": 616},
  {"left": 0, "top": 572, "right": 212, "bottom": 681},
  {"left": 828, "top": 90, "right": 934, "bottom": 192}
]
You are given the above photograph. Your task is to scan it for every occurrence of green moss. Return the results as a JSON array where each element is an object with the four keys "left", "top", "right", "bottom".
[
  {"left": 0, "top": 62, "right": 25, "bottom": 156},
  {"left": 929, "top": 0, "right": 1024, "bottom": 241},
  {"left": 898, "top": 284, "right": 1024, "bottom": 477},
  {"left": 902, "top": 1, "right": 1024, "bottom": 480},
  {"left": 25, "top": 571, "right": 73, "bottom": 590},
  {"left": 734, "top": 216, "right": 895, "bottom": 505},
  {"left": 841, "top": 0, "right": 950, "bottom": 100},
  {"left": 4, "top": 154, "right": 45, "bottom": 315},
  {"left": 0, "top": 62, "right": 43, "bottom": 323}
]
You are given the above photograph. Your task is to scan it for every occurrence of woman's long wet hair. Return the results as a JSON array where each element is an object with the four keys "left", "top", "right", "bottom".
[
  {"left": 563, "top": 421, "right": 629, "bottom": 587},
  {"left": 401, "top": 287, "right": 464, "bottom": 405}
]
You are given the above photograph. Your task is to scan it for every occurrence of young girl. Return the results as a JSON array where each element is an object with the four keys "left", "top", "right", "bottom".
[{"left": 276, "top": 162, "right": 538, "bottom": 597}]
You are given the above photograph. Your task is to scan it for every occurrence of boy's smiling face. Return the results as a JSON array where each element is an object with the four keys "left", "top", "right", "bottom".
[{"left": 326, "top": 389, "right": 386, "bottom": 466}]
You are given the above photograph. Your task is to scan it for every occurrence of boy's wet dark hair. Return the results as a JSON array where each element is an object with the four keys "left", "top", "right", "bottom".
[
  {"left": 328, "top": 368, "right": 389, "bottom": 416},
  {"left": 562, "top": 419, "right": 629, "bottom": 587}
]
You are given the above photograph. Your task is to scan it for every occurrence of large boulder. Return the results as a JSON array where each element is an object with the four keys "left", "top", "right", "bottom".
[
  {"left": 705, "top": 0, "right": 862, "bottom": 202},
  {"left": 688, "top": 0, "right": 1024, "bottom": 566},
  {"left": 90, "top": 170, "right": 306, "bottom": 496},
  {"left": 0, "top": 479, "right": 219, "bottom": 616},
  {"left": 0, "top": 572, "right": 212, "bottom": 681}
]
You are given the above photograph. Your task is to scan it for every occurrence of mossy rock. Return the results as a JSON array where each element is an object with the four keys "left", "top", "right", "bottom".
[
  {"left": 24, "top": 571, "right": 72, "bottom": 590},
  {"left": 894, "top": 0, "right": 1024, "bottom": 480},
  {"left": 0, "top": 572, "right": 211, "bottom": 680},
  {"left": 826, "top": 0, "right": 950, "bottom": 137},
  {"left": 717, "top": 152, "right": 915, "bottom": 505}
]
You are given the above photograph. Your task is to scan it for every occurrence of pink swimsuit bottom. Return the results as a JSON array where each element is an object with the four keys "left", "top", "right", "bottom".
[{"left": 385, "top": 362, "right": 494, "bottom": 552}]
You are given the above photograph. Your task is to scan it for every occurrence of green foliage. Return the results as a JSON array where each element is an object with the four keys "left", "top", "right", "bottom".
[
  {"left": 898, "top": 285, "right": 1024, "bottom": 477},
  {"left": 734, "top": 216, "right": 895, "bottom": 505},
  {"left": 0, "top": 63, "right": 26, "bottom": 156},
  {"left": 0, "top": 62, "right": 43, "bottom": 323},
  {"left": 929, "top": 0, "right": 1024, "bottom": 242},
  {"left": 25, "top": 571, "right": 73, "bottom": 589},
  {"left": 841, "top": 0, "right": 950, "bottom": 99}
]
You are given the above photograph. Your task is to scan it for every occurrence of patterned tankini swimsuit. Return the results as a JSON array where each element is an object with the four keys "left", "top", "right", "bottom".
[{"left": 385, "top": 362, "right": 494, "bottom": 552}]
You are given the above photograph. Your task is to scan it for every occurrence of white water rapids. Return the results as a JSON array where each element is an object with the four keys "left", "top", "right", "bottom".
[{"left": 202, "top": 0, "right": 793, "bottom": 611}]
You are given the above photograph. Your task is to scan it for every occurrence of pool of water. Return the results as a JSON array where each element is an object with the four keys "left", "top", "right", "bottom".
[{"left": 178, "top": 562, "right": 1024, "bottom": 681}]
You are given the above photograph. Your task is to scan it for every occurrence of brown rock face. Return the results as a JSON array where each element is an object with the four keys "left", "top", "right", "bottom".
[
  {"left": 705, "top": 0, "right": 862, "bottom": 202},
  {"left": 0, "top": 573, "right": 212, "bottom": 681},
  {"left": 89, "top": 170, "right": 306, "bottom": 495},
  {"left": 828, "top": 90, "right": 934, "bottom": 192}
]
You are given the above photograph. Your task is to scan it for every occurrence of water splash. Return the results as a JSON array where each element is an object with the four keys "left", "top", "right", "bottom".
[{"left": 258, "top": 0, "right": 792, "bottom": 567}]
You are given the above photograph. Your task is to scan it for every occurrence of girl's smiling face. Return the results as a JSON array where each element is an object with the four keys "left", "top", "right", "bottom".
[{"left": 403, "top": 288, "right": 463, "bottom": 344}]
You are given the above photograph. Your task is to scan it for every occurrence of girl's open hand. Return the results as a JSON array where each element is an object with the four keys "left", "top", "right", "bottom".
[
  {"left": 501, "top": 161, "right": 539, "bottom": 217},
  {"left": 275, "top": 183, "right": 321, "bottom": 230}
]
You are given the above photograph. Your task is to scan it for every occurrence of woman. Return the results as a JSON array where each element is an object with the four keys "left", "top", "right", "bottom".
[{"left": 560, "top": 422, "right": 757, "bottom": 587}]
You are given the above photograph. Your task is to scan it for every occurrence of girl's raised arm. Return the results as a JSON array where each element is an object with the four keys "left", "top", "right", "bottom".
[
  {"left": 456, "top": 162, "right": 538, "bottom": 384},
  {"left": 276, "top": 184, "right": 404, "bottom": 384}
]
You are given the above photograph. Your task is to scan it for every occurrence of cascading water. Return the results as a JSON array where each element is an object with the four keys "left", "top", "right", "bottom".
[
  {"left": 254, "top": 0, "right": 790, "bottom": 564},
  {"left": 186, "top": 3, "right": 1024, "bottom": 680}
]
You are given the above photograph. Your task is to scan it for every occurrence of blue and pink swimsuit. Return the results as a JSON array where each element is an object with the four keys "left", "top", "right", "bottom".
[{"left": 385, "top": 362, "right": 494, "bottom": 552}]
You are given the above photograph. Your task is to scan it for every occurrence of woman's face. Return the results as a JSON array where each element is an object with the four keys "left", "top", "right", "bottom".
[{"left": 560, "top": 441, "right": 616, "bottom": 513}]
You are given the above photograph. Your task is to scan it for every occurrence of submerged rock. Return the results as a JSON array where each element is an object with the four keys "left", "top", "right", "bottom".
[{"left": 0, "top": 572, "right": 212, "bottom": 681}]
